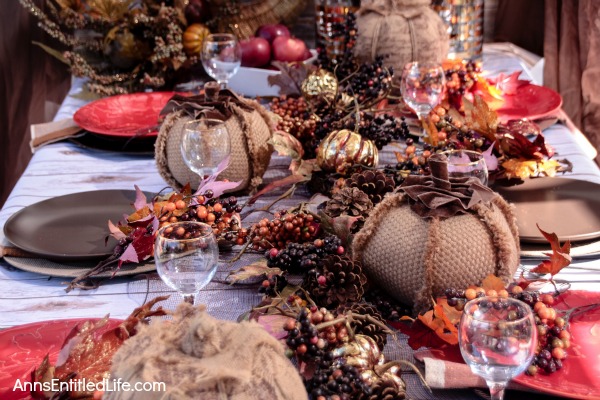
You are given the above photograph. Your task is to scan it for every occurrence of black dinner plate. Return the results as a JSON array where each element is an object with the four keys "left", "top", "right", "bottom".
[
  {"left": 68, "top": 131, "right": 155, "bottom": 155},
  {"left": 494, "top": 177, "right": 600, "bottom": 243},
  {"left": 3, "top": 190, "right": 141, "bottom": 261}
]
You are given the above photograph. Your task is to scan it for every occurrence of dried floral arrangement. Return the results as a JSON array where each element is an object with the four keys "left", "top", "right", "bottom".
[{"left": 19, "top": 0, "right": 305, "bottom": 96}]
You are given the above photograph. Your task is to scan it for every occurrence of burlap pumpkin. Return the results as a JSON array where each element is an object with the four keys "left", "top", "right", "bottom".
[
  {"left": 155, "top": 91, "right": 274, "bottom": 193},
  {"left": 352, "top": 155, "right": 520, "bottom": 313},
  {"left": 354, "top": 0, "right": 449, "bottom": 70},
  {"left": 105, "top": 303, "right": 307, "bottom": 400}
]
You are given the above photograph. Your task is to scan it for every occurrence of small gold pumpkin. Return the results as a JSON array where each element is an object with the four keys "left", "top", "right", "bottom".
[
  {"left": 182, "top": 23, "right": 210, "bottom": 56},
  {"left": 316, "top": 129, "right": 378, "bottom": 173},
  {"left": 301, "top": 69, "right": 339, "bottom": 105}
]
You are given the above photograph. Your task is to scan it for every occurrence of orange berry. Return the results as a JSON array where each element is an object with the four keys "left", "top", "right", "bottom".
[
  {"left": 541, "top": 294, "right": 555, "bottom": 306},
  {"left": 430, "top": 114, "right": 441, "bottom": 123},
  {"left": 551, "top": 347, "right": 567, "bottom": 360},
  {"left": 486, "top": 289, "right": 498, "bottom": 297},
  {"left": 406, "top": 145, "right": 416, "bottom": 155},
  {"left": 511, "top": 285, "right": 523, "bottom": 294},
  {"left": 196, "top": 206, "right": 208, "bottom": 219},
  {"left": 169, "top": 216, "right": 178, "bottom": 223},
  {"left": 207, "top": 213, "right": 216, "bottom": 223},
  {"left": 175, "top": 200, "right": 186, "bottom": 209},
  {"left": 213, "top": 203, "right": 223, "bottom": 212},
  {"left": 534, "top": 301, "right": 547, "bottom": 313},
  {"left": 465, "top": 288, "right": 477, "bottom": 300},
  {"left": 498, "top": 289, "right": 509, "bottom": 298},
  {"left": 559, "top": 330, "right": 571, "bottom": 340},
  {"left": 165, "top": 202, "right": 176, "bottom": 212}
]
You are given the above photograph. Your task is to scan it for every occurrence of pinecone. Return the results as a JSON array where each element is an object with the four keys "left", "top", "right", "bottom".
[
  {"left": 342, "top": 303, "right": 388, "bottom": 351},
  {"left": 361, "top": 378, "right": 406, "bottom": 400},
  {"left": 346, "top": 170, "right": 396, "bottom": 205},
  {"left": 303, "top": 255, "right": 368, "bottom": 308},
  {"left": 325, "top": 186, "right": 373, "bottom": 218}
]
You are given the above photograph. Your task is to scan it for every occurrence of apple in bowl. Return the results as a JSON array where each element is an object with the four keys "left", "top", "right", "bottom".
[{"left": 272, "top": 36, "right": 309, "bottom": 63}]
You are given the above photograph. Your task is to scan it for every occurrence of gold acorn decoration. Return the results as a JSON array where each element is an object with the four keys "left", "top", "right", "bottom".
[
  {"left": 316, "top": 129, "right": 378, "bottom": 173},
  {"left": 301, "top": 69, "right": 339, "bottom": 106}
]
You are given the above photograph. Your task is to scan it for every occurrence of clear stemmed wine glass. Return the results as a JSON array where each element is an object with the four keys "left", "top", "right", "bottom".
[
  {"left": 154, "top": 221, "right": 219, "bottom": 305},
  {"left": 201, "top": 33, "right": 242, "bottom": 89},
  {"left": 443, "top": 149, "right": 489, "bottom": 185},
  {"left": 459, "top": 296, "right": 537, "bottom": 400},
  {"left": 181, "top": 119, "right": 231, "bottom": 184},
  {"left": 400, "top": 61, "right": 445, "bottom": 137}
]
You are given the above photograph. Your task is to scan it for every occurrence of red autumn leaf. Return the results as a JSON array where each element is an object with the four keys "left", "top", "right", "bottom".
[
  {"left": 481, "top": 274, "right": 506, "bottom": 293},
  {"left": 531, "top": 224, "right": 572, "bottom": 276}
]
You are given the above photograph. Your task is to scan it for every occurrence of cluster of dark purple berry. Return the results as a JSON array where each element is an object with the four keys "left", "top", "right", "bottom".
[{"left": 266, "top": 235, "right": 344, "bottom": 272}]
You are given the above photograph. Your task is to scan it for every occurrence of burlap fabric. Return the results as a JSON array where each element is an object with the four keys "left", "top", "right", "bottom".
[
  {"left": 105, "top": 303, "right": 308, "bottom": 400},
  {"left": 353, "top": 192, "right": 520, "bottom": 314},
  {"left": 354, "top": 0, "right": 449, "bottom": 71},
  {"left": 155, "top": 93, "right": 274, "bottom": 193}
]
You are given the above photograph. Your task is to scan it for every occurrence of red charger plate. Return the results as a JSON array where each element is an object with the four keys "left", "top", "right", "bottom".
[
  {"left": 495, "top": 84, "right": 563, "bottom": 123},
  {"left": 415, "top": 290, "right": 600, "bottom": 399},
  {"left": 73, "top": 92, "right": 175, "bottom": 138},
  {"left": 0, "top": 318, "right": 122, "bottom": 400}
]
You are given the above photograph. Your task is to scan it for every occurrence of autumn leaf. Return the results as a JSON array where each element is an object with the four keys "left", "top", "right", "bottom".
[
  {"left": 501, "top": 158, "right": 563, "bottom": 180},
  {"left": 269, "top": 130, "right": 304, "bottom": 161},
  {"left": 392, "top": 300, "right": 459, "bottom": 350},
  {"left": 254, "top": 314, "right": 291, "bottom": 339},
  {"left": 318, "top": 211, "right": 358, "bottom": 249},
  {"left": 488, "top": 71, "right": 529, "bottom": 96},
  {"left": 463, "top": 95, "right": 498, "bottom": 143},
  {"left": 531, "top": 225, "right": 572, "bottom": 276},
  {"left": 227, "top": 259, "right": 282, "bottom": 284},
  {"left": 481, "top": 274, "right": 506, "bottom": 293},
  {"left": 268, "top": 62, "right": 312, "bottom": 96}
]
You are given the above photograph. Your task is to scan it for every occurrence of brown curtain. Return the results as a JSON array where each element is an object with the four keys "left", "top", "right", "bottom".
[
  {"left": 493, "top": 0, "right": 545, "bottom": 56},
  {"left": 0, "top": 1, "right": 71, "bottom": 206},
  {"left": 544, "top": 0, "right": 600, "bottom": 164}
]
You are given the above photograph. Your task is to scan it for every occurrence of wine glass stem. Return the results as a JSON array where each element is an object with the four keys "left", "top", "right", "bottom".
[
  {"left": 486, "top": 381, "right": 506, "bottom": 400},
  {"left": 183, "top": 294, "right": 195, "bottom": 305},
  {"left": 217, "top": 80, "right": 227, "bottom": 89}
]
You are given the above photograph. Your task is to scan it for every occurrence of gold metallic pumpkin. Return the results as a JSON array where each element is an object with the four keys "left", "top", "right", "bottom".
[
  {"left": 301, "top": 69, "right": 339, "bottom": 105},
  {"left": 316, "top": 129, "right": 378, "bottom": 173}
]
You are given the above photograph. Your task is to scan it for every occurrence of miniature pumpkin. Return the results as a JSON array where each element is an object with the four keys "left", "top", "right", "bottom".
[
  {"left": 182, "top": 23, "right": 210, "bottom": 56},
  {"left": 316, "top": 129, "right": 378, "bottom": 173}
]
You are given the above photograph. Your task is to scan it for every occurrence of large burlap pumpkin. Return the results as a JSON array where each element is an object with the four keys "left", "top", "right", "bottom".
[
  {"left": 353, "top": 155, "right": 520, "bottom": 313},
  {"left": 354, "top": 0, "right": 449, "bottom": 70},
  {"left": 155, "top": 91, "right": 274, "bottom": 193}
]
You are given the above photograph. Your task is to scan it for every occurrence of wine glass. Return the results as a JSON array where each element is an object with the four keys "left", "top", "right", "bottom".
[
  {"left": 400, "top": 61, "right": 445, "bottom": 137},
  {"left": 443, "top": 149, "right": 489, "bottom": 185},
  {"left": 459, "top": 296, "right": 537, "bottom": 400},
  {"left": 154, "top": 221, "right": 219, "bottom": 305},
  {"left": 201, "top": 33, "right": 242, "bottom": 89},
  {"left": 181, "top": 119, "right": 231, "bottom": 182}
]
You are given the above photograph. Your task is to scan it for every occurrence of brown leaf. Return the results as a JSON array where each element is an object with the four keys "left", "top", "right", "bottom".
[
  {"left": 227, "top": 259, "right": 282, "bottom": 284},
  {"left": 481, "top": 274, "right": 506, "bottom": 292},
  {"left": 267, "top": 62, "right": 312, "bottom": 96},
  {"left": 531, "top": 225, "right": 572, "bottom": 276}
]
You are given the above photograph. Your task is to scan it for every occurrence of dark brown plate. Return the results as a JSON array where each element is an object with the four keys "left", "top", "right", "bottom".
[
  {"left": 3, "top": 190, "right": 140, "bottom": 261},
  {"left": 495, "top": 177, "right": 600, "bottom": 243}
]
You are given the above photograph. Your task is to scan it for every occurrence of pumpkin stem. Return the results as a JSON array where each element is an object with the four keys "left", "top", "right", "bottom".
[
  {"left": 428, "top": 153, "right": 451, "bottom": 190},
  {"left": 351, "top": 93, "right": 361, "bottom": 133}
]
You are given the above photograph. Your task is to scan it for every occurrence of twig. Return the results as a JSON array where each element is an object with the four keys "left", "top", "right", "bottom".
[
  {"left": 65, "top": 254, "right": 119, "bottom": 292},
  {"left": 226, "top": 240, "right": 252, "bottom": 266}
]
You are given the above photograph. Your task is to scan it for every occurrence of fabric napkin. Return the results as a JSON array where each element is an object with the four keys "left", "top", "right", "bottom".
[
  {"left": 415, "top": 350, "right": 529, "bottom": 391},
  {"left": 29, "top": 118, "right": 82, "bottom": 153}
]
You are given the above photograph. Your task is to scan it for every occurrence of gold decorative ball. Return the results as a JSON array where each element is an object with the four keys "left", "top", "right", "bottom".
[
  {"left": 301, "top": 69, "right": 339, "bottom": 105},
  {"left": 316, "top": 129, "right": 378, "bottom": 173}
]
